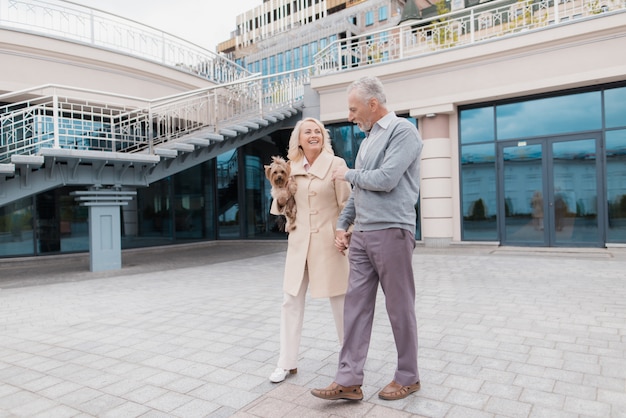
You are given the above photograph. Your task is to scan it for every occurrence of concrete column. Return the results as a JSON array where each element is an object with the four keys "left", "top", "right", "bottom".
[
  {"left": 71, "top": 189, "right": 136, "bottom": 272},
  {"left": 419, "top": 113, "right": 453, "bottom": 247}
]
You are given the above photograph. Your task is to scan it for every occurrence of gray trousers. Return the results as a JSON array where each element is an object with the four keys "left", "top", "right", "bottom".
[{"left": 335, "top": 228, "right": 419, "bottom": 387}]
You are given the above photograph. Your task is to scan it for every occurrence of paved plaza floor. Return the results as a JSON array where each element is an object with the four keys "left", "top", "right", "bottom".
[{"left": 0, "top": 241, "right": 625, "bottom": 417}]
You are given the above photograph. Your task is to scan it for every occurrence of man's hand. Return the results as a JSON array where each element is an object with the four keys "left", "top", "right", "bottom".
[
  {"left": 335, "top": 229, "right": 351, "bottom": 255},
  {"left": 332, "top": 165, "right": 349, "bottom": 182}
]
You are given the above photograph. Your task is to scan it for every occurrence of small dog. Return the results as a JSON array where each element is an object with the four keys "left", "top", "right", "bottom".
[{"left": 265, "top": 156, "right": 297, "bottom": 232}]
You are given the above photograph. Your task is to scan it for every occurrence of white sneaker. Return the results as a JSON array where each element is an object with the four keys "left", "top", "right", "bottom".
[{"left": 269, "top": 367, "right": 297, "bottom": 383}]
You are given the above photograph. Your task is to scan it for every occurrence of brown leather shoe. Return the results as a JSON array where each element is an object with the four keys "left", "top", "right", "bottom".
[
  {"left": 311, "top": 382, "right": 363, "bottom": 401},
  {"left": 378, "top": 380, "right": 421, "bottom": 400}
]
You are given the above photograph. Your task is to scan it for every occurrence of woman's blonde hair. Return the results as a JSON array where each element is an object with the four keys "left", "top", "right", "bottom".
[{"left": 287, "top": 117, "right": 333, "bottom": 162}]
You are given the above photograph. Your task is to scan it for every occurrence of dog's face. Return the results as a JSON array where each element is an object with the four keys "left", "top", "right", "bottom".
[{"left": 265, "top": 156, "right": 290, "bottom": 188}]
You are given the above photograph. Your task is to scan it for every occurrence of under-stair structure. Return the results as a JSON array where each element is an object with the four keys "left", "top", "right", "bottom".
[
  {"left": 0, "top": 75, "right": 307, "bottom": 205},
  {"left": 0, "top": 71, "right": 309, "bottom": 270}
]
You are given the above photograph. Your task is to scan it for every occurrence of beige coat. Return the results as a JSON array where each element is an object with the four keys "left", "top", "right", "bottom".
[{"left": 272, "top": 152, "right": 352, "bottom": 298}]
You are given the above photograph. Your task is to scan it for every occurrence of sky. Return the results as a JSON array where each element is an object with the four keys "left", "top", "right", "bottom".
[{"left": 70, "top": 0, "right": 262, "bottom": 52}]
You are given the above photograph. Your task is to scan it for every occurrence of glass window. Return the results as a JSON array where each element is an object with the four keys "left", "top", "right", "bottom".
[
  {"left": 277, "top": 52, "right": 284, "bottom": 73},
  {"left": 460, "top": 143, "right": 497, "bottom": 241},
  {"left": 302, "top": 43, "right": 310, "bottom": 67},
  {"left": 460, "top": 107, "right": 495, "bottom": 144},
  {"left": 217, "top": 149, "right": 240, "bottom": 239},
  {"left": 605, "top": 86, "right": 626, "bottom": 129},
  {"left": 365, "top": 11, "right": 374, "bottom": 26},
  {"left": 59, "top": 191, "right": 89, "bottom": 253},
  {"left": 173, "top": 164, "right": 204, "bottom": 240},
  {"left": 328, "top": 124, "right": 355, "bottom": 167},
  {"left": 293, "top": 47, "right": 300, "bottom": 68},
  {"left": 606, "top": 129, "right": 626, "bottom": 243},
  {"left": 0, "top": 197, "right": 34, "bottom": 257},
  {"left": 285, "top": 50, "right": 292, "bottom": 71},
  {"left": 496, "top": 91, "right": 602, "bottom": 140},
  {"left": 269, "top": 55, "right": 276, "bottom": 74},
  {"left": 379, "top": 6, "right": 388, "bottom": 21},
  {"left": 136, "top": 178, "right": 173, "bottom": 244}
]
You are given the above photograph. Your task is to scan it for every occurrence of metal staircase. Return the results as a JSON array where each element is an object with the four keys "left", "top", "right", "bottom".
[{"left": 0, "top": 70, "right": 309, "bottom": 207}]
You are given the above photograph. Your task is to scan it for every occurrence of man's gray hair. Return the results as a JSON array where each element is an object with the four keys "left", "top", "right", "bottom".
[{"left": 347, "top": 76, "right": 387, "bottom": 105}]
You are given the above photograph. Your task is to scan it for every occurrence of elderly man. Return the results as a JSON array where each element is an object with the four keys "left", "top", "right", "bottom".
[{"left": 311, "top": 75, "right": 423, "bottom": 402}]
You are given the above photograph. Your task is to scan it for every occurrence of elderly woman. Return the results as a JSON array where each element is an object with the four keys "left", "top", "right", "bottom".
[{"left": 269, "top": 117, "right": 352, "bottom": 383}]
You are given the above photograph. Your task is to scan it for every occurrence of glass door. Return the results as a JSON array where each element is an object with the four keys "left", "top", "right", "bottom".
[
  {"left": 498, "top": 134, "right": 603, "bottom": 247},
  {"left": 499, "top": 140, "right": 546, "bottom": 245},
  {"left": 550, "top": 136, "right": 602, "bottom": 246}
]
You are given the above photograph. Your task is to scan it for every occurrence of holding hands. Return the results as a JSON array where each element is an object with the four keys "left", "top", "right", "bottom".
[{"left": 335, "top": 230, "right": 351, "bottom": 255}]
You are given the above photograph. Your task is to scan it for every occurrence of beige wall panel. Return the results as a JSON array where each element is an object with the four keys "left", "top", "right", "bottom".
[
  {"left": 422, "top": 137, "right": 451, "bottom": 160},
  {"left": 421, "top": 197, "right": 453, "bottom": 218},
  {"left": 422, "top": 217, "right": 454, "bottom": 238},
  {"left": 421, "top": 158, "right": 451, "bottom": 180},
  {"left": 421, "top": 178, "right": 452, "bottom": 198}
]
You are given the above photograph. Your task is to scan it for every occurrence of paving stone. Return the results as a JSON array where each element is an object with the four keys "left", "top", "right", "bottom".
[{"left": 0, "top": 243, "right": 624, "bottom": 417}]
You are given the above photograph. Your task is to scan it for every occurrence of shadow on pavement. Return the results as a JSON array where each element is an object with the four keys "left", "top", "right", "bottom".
[{"left": 0, "top": 240, "right": 288, "bottom": 289}]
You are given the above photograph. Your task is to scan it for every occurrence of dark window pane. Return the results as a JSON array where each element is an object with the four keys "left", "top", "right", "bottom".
[
  {"left": 0, "top": 197, "right": 34, "bottom": 257},
  {"left": 605, "top": 87, "right": 626, "bottom": 129},
  {"left": 460, "top": 107, "right": 495, "bottom": 144},
  {"left": 460, "top": 143, "right": 497, "bottom": 240},
  {"left": 173, "top": 164, "right": 204, "bottom": 240},
  {"left": 217, "top": 149, "right": 240, "bottom": 239},
  {"left": 606, "top": 129, "right": 626, "bottom": 243}
]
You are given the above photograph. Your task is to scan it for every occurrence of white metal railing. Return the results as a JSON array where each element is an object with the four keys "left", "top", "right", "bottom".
[
  {"left": 0, "top": 0, "right": 251, "bottom": 83},
  {"left": 0, "top": 69, "right": 310, "bottom": 163},
  {"left": 314, "top": 0, "right": 626, "bottom": 73}
]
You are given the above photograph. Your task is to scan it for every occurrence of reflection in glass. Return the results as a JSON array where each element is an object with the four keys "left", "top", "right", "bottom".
[
  {"left": 604, "top": 87, "right": 626, "bottom": 129},
  {"left": 136, "top": 178, "right": 173, "bottom": 245},
  {"left": 496, "top": 92, "right": 602, "bottom": 140},
  {"left": 173, "top": 164, "right": 204, "bottom": 240},
  {"left": 552, "top": 139, "right": 598, "bottom": 245},
  {"left": 59, "top": 192, "right": 89, "bottom": 253},
  {"left": 0, "top": 197, "right": 35, "bottom": 257},
  {"left": 501, "top": 143, "right": 544, "bottom": 244},
  {"left": 460, "top": 107, "right": 495, "bottom": 144},
  {"left": 461, "top": 143, "right": 497, "bottom": 240},
  {"left": 328, "top": 125, "right": 356, "bottom": 167},
  {"left": 606, "top": 129, "right": 626, "bottom": 242},
  {"left": 217, "top": 149, "right": 240, "bottom": 239},
  {"left": 244, "top": 153, "right": 266, "bottom": 238}
]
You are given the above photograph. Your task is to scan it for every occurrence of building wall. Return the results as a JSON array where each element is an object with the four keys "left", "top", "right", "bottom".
[
  {"left": 310, "top": 12, "right": 626, "bottom": 244},
  {"left": 0, "top": 29, "right": 217, "bottom": 101}
]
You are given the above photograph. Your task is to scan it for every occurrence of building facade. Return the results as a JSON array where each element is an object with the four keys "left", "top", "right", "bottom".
[{"left": 1, "top": 0, "right": 626, "bottom": 260}]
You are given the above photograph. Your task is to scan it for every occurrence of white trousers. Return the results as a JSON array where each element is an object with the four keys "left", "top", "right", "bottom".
[{"left": 277, "top": 268, "right": 345, "bottom": 369}]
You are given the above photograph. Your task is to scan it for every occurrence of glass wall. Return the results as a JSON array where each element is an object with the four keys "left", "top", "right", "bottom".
[
  {"left": 459, "top": 83, "right": 626, "bottom": 245},
  {"left": 0, "top": 116, "right": 423, "bottom": 258},
  {"left": 606, "top": 129, "right": 626, "bottom": 242},
  {"left": 0, "top": 197, "right": 34, "bottom": 257}
]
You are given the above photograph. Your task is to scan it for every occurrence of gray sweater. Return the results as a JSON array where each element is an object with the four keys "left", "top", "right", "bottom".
[{"left": 337, "top": 113, "right": 423, "bottom": 234}]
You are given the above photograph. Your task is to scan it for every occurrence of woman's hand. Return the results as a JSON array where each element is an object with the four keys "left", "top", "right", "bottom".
[{"left": 335, "top": 230, "right": 351, "bottom": 255}]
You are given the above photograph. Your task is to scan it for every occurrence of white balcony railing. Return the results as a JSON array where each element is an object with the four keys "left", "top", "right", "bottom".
[
  {"left": 0, "top": 0, "right": 251, "bottom": 84},
  {"left": 313, "top": 0, "right": 626, "bottom": 74}
]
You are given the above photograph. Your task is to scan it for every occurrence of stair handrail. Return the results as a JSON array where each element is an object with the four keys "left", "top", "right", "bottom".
[{"left": 1, "top": 68, "right": 311, "bottom": 163}]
